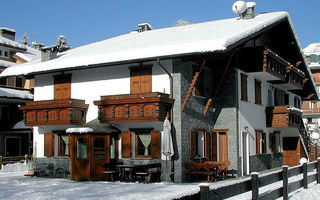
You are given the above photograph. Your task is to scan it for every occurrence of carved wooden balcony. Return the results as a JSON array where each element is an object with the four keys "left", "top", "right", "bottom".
[
  {"left": 94, "top": 92, "right": 174, "bottom": 123},
  {"left": 20, "top": 99, "right": 89, "bottom": 126},
  {"left": 261, "top": 49, "right": 288, "bottom": 81},
  {"left": 284, "top": 65, "right": 305, "bottom": 90},
  {"left": 266, "top": 106, "right": 302, "bottom": 128}
]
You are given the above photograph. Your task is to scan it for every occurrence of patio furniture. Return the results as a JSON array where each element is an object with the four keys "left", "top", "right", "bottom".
[
  {"left": 135, "top": 163, "right": 161, "bottom": 183},
  {"left": 103, "top": 163, "right": 120, "bottom": 181},
  {"left": 184, "top": 162, "right": 219, "bottom": 182}
]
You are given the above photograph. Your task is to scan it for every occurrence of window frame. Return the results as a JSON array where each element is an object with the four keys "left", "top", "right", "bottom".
[
  {"left": 135, "top": 131, "right": 152, "bottom": 158},
  {"left": 58, "top": 134, "right": 69, "bottom": 156},
  {"left": 255, "top": 130, "right": 266, "bottom": 154}
]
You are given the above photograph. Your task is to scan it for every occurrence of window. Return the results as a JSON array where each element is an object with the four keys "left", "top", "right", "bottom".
[
  {"left": 54, "top": 74, "right": 71, "bottom": 100},
  {"left": 15, "top": 76, "right": 23, "bottom": 88},
  {"left": 4, "top": 51, "right": 8, "bottom": 57},
  {"left": 255, "top": 79, "right": 262, "bottom": 104},
  {"left": 58, "top": 135, "right": 69, "bottom": 156},
  {"left": 255, "top": 130, "right": 266, "bottom": 154},
  {"left": 77, "top": 138, "right": 87, "bottom": 159},
  {"left": 0, "top": 50, "right": 2, "bottom": 56},
  {"left": 294, "top": 97, "right": 301, "bottom": 109},
  {"left": 269, "top": 132, "right": 280, "bottom": 153},
  {"left": 310, "top": 54, "right": 320, "bottom": 63},
  {"left": 136, "top": 132, "right": 152, "bottom": 157},
  {"left": 93, "top": 137, "right": 105, "bottom": 159},
  {"left": 0, "top": 77, "right": 6, "bottom": 86},
  {"left": 130, "top": 66, "right": 152, "bottom": 94},
  {"left": 274, "top": 89, "right": 286, "bottom": 106},
  {"left": 241, "top": 73, "right": 248, "bottom": 101}
]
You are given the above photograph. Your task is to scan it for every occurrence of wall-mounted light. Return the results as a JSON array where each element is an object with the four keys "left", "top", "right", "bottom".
[{"left": 244, "top": 126, "right": 249, "bottom": 131}]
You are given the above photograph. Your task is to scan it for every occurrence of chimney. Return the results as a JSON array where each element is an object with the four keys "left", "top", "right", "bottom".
[
  {"left": 41, "top": 45, "right": 59, "bottom": 61},
  {"left": 0, "top": 27, "right": 16, "bottom": 41},
  {"left": 242, "top": 2, "right": 256, "bottom": 19},
  {"left": 138, "top": 23, "right": 153, "bottom": 32}
]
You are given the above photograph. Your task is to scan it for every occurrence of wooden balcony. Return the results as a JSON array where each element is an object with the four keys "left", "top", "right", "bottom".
[
  {"left": 261, "top": 49, "right": 288, "bottom": 81},
  {"left": 284, "top": 65, "right": 305, "bottom": 90},
  {"left": 303, "top": 108, "right": 320, "bottom": 115},
  {"left": 20, "top": 99, "right": 89, "bottom": 126},
  {"left": 266, "top": 106, "right": 302, "bottom": 128},
  {"left": 94, "top": 92, "right": 174, "bottom": 123}
]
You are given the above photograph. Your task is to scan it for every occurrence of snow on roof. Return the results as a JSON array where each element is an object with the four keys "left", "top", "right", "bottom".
[
  {"left": 1, "top": 12, "right": 289, "bottom": 77},
  {"left": 0, "top": 59, "right": 15, "bottom": 67},
  {"left": 304, "top": 42, "right": 320, "bottom": 56},
  {"left": 0, "top": 36, "right": 26, "bottom": 49},
  {"left": 15, "top": 46, "right": 41, "bottom": 62},
  {"left": 0, "top": 87, "right": 33, "bottom": 100},
  {"left": 0, "top": 27, "right": 16, "bottom": 33}
]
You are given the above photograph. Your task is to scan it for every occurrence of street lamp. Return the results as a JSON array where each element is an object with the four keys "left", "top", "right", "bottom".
[{"left": 311, "top": 131, "right": 320, "bottom": 160}]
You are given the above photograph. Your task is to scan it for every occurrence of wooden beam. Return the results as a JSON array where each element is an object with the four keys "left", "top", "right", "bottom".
[
  {"left": 303, "top": 78, "right": 309, "bottom": 84},
  {"left": 305, "top": 93, "right": 315, "bottom": 100},
  {"left": 181, "top": 59, "right": 206, "bottom": 112},
  {"left": 204, "top": 50, "right": 237, "bottom": 115},
  {"left": 296, "top": 61, "right": 302, "bottom": 68}
]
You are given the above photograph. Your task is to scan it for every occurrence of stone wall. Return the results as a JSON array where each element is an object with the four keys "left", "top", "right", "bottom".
[
  {"left": 172, "top": 59, "right": 239, "bottom": 182},
  {"left": 34, "top": 157, "right": 70, "bottom": 178},
  {"left": 249, "top": 153, "right": 283, "bottom": 172}
]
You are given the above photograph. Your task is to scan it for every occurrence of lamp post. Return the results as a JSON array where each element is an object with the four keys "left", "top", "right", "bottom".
[{"left": 311, "top": 131, "right": 320, "bottom": 160}]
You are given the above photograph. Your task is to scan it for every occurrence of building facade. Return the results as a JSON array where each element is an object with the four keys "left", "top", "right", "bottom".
[{"left": 1, "top": 10, "right": 317, "bottom": 182}]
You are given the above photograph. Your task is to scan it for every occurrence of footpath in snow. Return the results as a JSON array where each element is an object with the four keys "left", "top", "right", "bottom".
[{"left": 1, "top": 162, "right": 320, "bottom": 200}]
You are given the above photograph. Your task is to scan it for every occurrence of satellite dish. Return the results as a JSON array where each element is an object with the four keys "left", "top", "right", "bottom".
[{"left": 232, "top": 1, "right": 247, "bottom": 15}]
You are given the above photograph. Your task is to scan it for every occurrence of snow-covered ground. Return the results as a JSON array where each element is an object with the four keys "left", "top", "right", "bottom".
[{"left": 1, "top": 162, "right": 319, "bottom": 200}]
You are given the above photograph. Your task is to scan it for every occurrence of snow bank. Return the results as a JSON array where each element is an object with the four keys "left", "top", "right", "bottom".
[{"left": 0, "top": 161, "right": 31, "bottom": 174}]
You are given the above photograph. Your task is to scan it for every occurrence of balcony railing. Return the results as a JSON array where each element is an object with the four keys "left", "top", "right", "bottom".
[
  {"left": 266, "top": 106, "right": 303, "bottom": 128},
  {"left": 94, "top": 92, "right": 174, "bottom": 123},
  {"left": 286, "top": 65, "right": 305, "bottom": 90},
  {"left": 20, "top": 99, "right": 88, "bottom": 126},
  {"left": 263, "top": 49, "right": 287, "bottom": 81},
  {"left": 303, "top": 108, "right": 320, "bottom": 115}
]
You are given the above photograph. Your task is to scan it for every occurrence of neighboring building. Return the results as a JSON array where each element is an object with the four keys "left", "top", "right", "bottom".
[
  {"left": 1, "top": 7, "right": 317, "bottom": 182},
  {"left": 302, "top": 42, "right": 320, "bottom": 161},
  {"left": 0, "top": 27, "right": 39, "bottom": 158}
]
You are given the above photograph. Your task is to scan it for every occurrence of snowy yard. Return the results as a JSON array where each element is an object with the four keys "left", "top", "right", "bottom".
[{"left": 1, "top": 162, "right": 320, "bottom": 200}]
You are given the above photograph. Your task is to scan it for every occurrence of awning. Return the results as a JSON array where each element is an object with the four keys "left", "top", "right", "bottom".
[{"left": 66, "top": 118, "right": 120, "bottom": 134}]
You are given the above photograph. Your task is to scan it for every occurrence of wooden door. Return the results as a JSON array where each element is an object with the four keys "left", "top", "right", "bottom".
[
  {"left": 283, "top": 137, "right": 300, "bottom": 166},
  {"left": 218, "top": 132, "right": 228, "bottom": 162},
  {"left": 54, "top": 75, "right": 71, "bottom": 99},
  {"left": 90, "top": 135, "right": 110, "bottom": 180},
  {"left": 71, "top": 135, "right": 90, "bottom": 181}
]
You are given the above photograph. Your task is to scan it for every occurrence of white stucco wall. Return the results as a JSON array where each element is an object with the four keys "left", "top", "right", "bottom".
[{"left": 33, "top": 60, "right": 172, "bottom": 157}]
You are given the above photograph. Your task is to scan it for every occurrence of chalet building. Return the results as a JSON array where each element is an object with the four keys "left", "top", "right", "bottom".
[
  {"left": 0, "top": 27, "right": 40, "bottom": 158},
  {"left": 302, "top": 43, "right": 320, "bottom": 161},
  {"left": 1, "top": 7, "right": 318, "bottom": 182}
]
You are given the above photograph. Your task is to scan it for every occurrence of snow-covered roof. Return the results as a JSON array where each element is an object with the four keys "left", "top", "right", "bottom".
[
  {"left": 0, "top": 36, "right": 26, "bottom": 49},
  {"left": 0, "top": 87, "right": 33, "bottom": 100},
  {"left": 0, "top": 12, "right": 291, "bottom": 77},
  {"left": 0, "top": 27, "right": 16, "bottom": 33},
  {"left": 15, "top": 46, "right": 41, "bottom": 62},
  {"left": 0, "top": 60, "right": 15, "bottom": 67},
  {"left": 304, "top": 42, "right": 320, "bottom": 56}
]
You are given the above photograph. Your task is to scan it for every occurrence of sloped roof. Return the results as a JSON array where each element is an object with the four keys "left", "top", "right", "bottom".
[
  {"left": 0, "top": 35, "right": 26, "bottom": 50},
  {"left": 1, "top": 12, "right": 290, "bottom": 77},
  {"left": 304, "top": 42, "right": 320, "bottom": 56},
  {"left": 0, "top": 87, "right": 33, "bottom": 100},
  {"left": 15, "top": 46, "right": 41, "bottom": 62}
]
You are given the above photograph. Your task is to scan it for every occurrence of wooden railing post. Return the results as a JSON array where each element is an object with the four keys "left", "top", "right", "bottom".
[
  {"left": 317, "top": 158, "right": 320, "bottom": 184},
  {"left": 251, "top": 172, "right": 259, "bottom": 200},
  {"left": 303, "top": 162, "right": 308, "bottom": 189},
  {"left": 199, "top": 184, "right": 209, "bottom": 200},
  {"left": 282, "top": 165, "right": 289, "bottom": 200}
]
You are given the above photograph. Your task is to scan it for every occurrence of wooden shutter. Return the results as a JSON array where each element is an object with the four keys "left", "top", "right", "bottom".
[
  {"left": 255, "top": 131, "right": 261, "bottom": 154},
  {"left": 130, "top": 67, "right": 152, "bottom": 94},
  {"left": 121, "top": 132, "right": 132, "bottom": 158},
  {"left": 218, "top": 132, "right": 228, "bottom": 161},
  {"left": 44, "top": 133, "right": 54, "bottom": 157},
  {"left": 151, "top": 131, "right": 161, "bottom": 158},
  {"left": 211, "top": 132, "right": 217, "bottom": 161},
  {"left": 140, "top": 68, "right": 152, "bottom": 94},
  {"left": 54, "top": 75, "right": 71, "bottom": 100},
  {"left": 204, "top": 131, "right": 210, "bottom": 158},
  {"left": 189, "top": 131, "right": 197, "bottom": 158},
  {"left": 262, "top": 132, "right": 266, "bottom": 154},
  {"left": 241, "top": 74, "right": 248, "bottom": 101},
  {"left": 255, "top": 80, "right": 261, "bottom": 104}
]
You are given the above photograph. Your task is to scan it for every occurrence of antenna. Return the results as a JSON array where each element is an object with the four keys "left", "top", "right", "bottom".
[{"left": 232, "top": 1, "right": 247, "bottom": 16}]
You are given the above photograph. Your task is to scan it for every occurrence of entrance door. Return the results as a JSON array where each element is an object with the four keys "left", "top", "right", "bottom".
[
  {"left": 90, "top": 135, "right": 109, "bottom": 180},
  {"left": 283, "top": 137, "right": 300, "bottom": 166},
  {"left": 242, "top": 132, "right": 248, "bottom": 175},
  {"left": 71, "top": 135, "right": 90, "bottom": 181}
]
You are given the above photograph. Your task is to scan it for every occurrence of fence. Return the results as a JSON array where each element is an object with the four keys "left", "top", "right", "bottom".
[{"left": 199, "top": 158, "right": 320, "bottom": 200}]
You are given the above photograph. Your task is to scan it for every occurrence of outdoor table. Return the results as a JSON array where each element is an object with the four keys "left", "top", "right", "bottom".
[{"left": 116, "top": 164, "right": 148, "bottom": 182}]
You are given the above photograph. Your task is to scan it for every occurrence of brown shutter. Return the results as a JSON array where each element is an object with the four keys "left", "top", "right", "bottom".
[
  {"left": 140, "top": 68, "right": 152, "bottom": 94},
  {"left": 262, "top": 132, "right": 266, "bottom": 154},
  {"left": 241, "top": 73, "right": 248, "bottom": 101},
  {"left": 204, "top": 131, "right": 210, "bottom": 158},
  {"left": 151, "top": 131, "right": 161, "bottom": 158},
  {"left": 211, "top": 132, "right": 217, "bottom": 161},
  {"left": 189, "top": 131, "right": 197, "bottom": 158},
  {"left": 44, "top": 133, "right": 54, "bottom": 157},
  {"left": 130, "top": 69, "right": 141, "bottom": 94},
  {"left": 218, "top": 132, "right": 228, "bottom": 161},
  {"left": 121, "top": 132, "right": 132, "bottom": 158},
  {"left": 54, "top": 75, "right": 71, "bottom": 100},
  {"left": 255, "top": 80, "right": 261, "bottom": 104},
  {"left": 255, "top": 131, "right": 261, "bottom": 154}
]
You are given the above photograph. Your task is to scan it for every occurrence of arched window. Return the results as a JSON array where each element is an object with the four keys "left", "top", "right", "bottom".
[{"left": 93, "top": 137, "right": 105, "bottom": 159}]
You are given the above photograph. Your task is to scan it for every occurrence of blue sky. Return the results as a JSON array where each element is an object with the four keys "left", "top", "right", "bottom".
[{"left": 1, "top": 0, "right": 319, "bottom": 48}]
